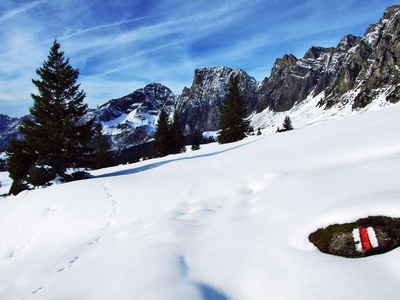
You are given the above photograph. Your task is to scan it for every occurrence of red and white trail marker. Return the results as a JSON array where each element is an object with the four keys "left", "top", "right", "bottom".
[{"left": 352, "top": 227, "right": 379, "bottom": 252}]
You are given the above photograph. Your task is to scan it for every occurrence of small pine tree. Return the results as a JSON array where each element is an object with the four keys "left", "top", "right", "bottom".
[
  {"left": 191, "top": 130, "right": 201, "bottom": 151},
  {"left": 169, "top": 111, "right": 186, "bottom": 154},
  {"left": 282, "top": 116, "right": 293, "bottom": 131},
  {"left": 217, "top": 75, "right": 250, "bottom": 144}
]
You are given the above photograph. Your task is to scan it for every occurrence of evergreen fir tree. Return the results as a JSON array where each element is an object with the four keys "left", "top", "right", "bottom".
[
  {"left": 282, "top": 115, "right": 293, "bottom": 131},
  {"left": 217, "top": 75, "right": 250, "bottom": 144},
  {"left": 151, "top": 108, "right": 171, "bottom": 158},
  {"left": 169, "top": 111, "right": 186, "bottom": 154},
  {"left": 6, "top": 40, "right": 95, "bottom": 194},
  {"left": 6, "top": 136, "right": 37, "bottom": 195},
  {"left": 191, "top": 130, "right": 201, "bottom": 151}
]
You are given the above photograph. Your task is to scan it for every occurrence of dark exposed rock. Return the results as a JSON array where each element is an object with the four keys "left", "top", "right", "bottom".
[
  {"left": 322, "top": 5, "right": 400, "bottom": 108},
  {"left": 309, "top": 216, "right": 400, "bottom": 258}
]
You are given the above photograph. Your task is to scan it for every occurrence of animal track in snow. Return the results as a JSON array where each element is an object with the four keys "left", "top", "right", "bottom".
[
  {"left": 87, "top": 236, "right": 101, "bottom": 245},
  {"left": 43, "top": 205, "right": 60, "bottom": 216},
  {"left": 100, "top": 181, "right": 120, "bottom": 228},
  {"left": 56, "top": 256, "right": 80, "bottom": 273},
  {"left": 31, "top": 286, "right": 44, "bottom": 295}
]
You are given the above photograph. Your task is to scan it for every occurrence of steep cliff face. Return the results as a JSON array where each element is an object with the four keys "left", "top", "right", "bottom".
[
  {"left": 176, "top": 67, "right": 259, "bottom": 135},
  {"left": 255, "top": 36, "right": 362, "bottom": 112},
  {"left": 321, "top": 5, "right": 400, "bottom": 108},
  {"left": 256, "top": 5, "right": 400, "bottom": 112}
]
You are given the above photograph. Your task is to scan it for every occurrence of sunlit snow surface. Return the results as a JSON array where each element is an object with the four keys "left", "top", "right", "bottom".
[{"left": 1, "top": 104, "right": 400, "bottom": 299}]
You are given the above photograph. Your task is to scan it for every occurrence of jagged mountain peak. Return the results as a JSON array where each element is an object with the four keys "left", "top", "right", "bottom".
[
  {"left": 190, "top": 66, "right": 253, "bottom": 90},
  {"left": 382, "top": 5, "right": 400, "bottom": 21},
  {"left": 176, "top": 66, "right": 259, "bottom": 135},
  {"left": 336, "top": 34, "right": 361, "bottom": 52}
]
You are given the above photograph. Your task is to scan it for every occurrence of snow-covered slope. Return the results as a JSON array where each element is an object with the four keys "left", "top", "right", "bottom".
[{"left": 1, "top": 103, "right": 399, "bottom": 299}]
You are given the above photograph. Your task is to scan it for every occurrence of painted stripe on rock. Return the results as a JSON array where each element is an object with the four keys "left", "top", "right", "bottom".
[
  {"left": 353, "top": 227, "right": 379, "bottom": 252},
  {"left": 367, "top": 227, "right": 379, "bottom": 248},
  {"left": 352, "top": 228, "right": 363, "bottom": 252},
  {"left": 360, "top": 227, "right": 371, "bottom": 250}
]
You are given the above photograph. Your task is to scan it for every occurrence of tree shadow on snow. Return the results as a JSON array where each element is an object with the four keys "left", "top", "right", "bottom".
[
  {"left": 197, "top": 283, "right": 229, "bottom": 300},
  {"left": 95, "top": 138, "right": 262, "bottom": 179}
]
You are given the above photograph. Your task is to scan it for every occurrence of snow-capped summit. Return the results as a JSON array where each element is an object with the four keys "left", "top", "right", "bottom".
[{"left": 92, "top": 83, "right": 178, "bottom": 150}]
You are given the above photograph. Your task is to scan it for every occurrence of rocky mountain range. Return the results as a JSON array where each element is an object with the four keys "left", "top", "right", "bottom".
[
  {"left": 0, "top": 114, "right": 23, "bottom": 153},
  {"left": 1, "top": 5, "right": 399, "bottom": 153}
]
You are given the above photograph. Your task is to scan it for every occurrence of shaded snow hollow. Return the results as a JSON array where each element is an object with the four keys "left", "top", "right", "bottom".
[{"left": 1, "top": 104, "right": 400, "bottom": 299}]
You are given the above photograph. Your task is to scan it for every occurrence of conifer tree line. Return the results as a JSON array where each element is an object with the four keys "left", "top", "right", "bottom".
[
  {"left": 6, "top": 40, "right": 112, "bottom": 195},
  {"left": 150, "top": 109, "right": 186, "bottom": 158}
]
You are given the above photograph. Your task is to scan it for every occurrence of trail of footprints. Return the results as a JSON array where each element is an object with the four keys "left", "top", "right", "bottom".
[
  {"left": 29, "top": 180, "right": 264, "bottom": 297},
  {"left": 29, "top": 181, "right": 119, "bottom": 297},
  {"left": 56, "top": 255, "right": 80, "bottom": 273}
]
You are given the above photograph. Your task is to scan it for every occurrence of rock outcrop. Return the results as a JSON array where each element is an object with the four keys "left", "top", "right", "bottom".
[{"left": 176, "top": 67, "right": 259, "bottom": 135}]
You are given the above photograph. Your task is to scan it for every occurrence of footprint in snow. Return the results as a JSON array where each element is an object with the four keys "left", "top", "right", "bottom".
[
  {"left": 87, "top": 236, "right": 101, "bottom": 245},
  {"left": 31, "top": 286, "right": 44, "bottom": 295},
  {"left": 56, "top": 256, "right": 80, "bottom": 273}
]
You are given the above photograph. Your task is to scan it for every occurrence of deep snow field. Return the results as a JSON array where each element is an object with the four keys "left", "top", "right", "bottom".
[{"left": 1, "top": 104, "right": 400, "bottom": 299}]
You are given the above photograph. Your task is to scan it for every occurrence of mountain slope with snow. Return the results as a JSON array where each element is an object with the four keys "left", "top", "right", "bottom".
[{"left": 0, "top": 103, "right": 399, "bottom": 299}]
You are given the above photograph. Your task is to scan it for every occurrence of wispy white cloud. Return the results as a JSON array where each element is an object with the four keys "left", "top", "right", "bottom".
[{"left": 0, "top": 0, "right": 46, "bottom": 23}]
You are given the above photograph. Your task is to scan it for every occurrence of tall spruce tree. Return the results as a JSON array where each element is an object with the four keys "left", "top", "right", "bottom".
[
  {"left": 217, "top": 75, "right": 250, "bottom": 144},
  {"left": 6, "top": 40, "right": 95, "bottom": 194},
  {"left": 150, "top": 108, "right": 171, "bottom": 158},
  {"left": 151, "top": 109, "right": 186, "bottom": 158},
  {"left": 169, "top": 111, "right": 186, "bottom": 154}
]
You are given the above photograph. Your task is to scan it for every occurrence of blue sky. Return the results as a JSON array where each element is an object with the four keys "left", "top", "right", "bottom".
[{"left": 0, "top": 0, "right": 397, "bottom": 116}]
